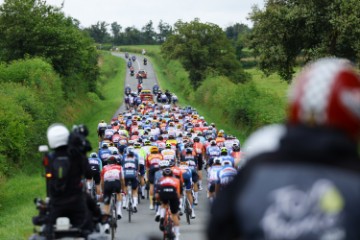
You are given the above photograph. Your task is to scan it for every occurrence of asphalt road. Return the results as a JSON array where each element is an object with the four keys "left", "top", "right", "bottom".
[{"left": 110, "top": 52, "right": 209, "bottom": 240}]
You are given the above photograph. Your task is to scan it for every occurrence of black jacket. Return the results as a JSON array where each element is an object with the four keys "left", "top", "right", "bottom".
[{"left": 208, "top": 125, "right": 360, "bottom": 240}]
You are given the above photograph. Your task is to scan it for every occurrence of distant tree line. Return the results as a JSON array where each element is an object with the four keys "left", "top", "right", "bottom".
[{"left": 84, "top": 20, "right": 173, "bottom": 45}]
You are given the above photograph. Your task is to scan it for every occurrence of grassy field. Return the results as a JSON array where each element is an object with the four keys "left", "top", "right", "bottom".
[{"left": 0, "top": 52, "right": 125, "bottom": 240}]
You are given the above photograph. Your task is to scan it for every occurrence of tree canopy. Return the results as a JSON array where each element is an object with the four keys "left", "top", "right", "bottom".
[
  {"left": 0, "top": 0, "right": 99, "bottom": 97},
  {"left": 161, "top": 19, "right": 249, "bottom": 88},
  {"left": 249, "top": 0, "right": 360, "bottom": 82}
]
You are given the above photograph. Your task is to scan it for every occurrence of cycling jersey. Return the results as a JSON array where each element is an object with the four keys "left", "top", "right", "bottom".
[
  {"left": 161, "top": 149, "right": 176, "bottom": 161},
  {"left": 217, "top": 165, "right": 237, "bottom": 187},
  {"left": 122, "top": 156, "right": 138, "bottom": 179},
  {"left": 101, "top": 164, "right": 124, "bottom": 182}
]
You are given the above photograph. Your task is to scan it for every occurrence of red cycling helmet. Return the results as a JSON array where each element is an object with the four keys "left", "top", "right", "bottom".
[{"left": 288, "top": 58, "right": 360, "bottom": 139}]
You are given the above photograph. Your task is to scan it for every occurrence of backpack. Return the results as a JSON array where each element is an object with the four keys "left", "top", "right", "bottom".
[{"left": 48, "top": 153, "right": 71, "bottom": 194}]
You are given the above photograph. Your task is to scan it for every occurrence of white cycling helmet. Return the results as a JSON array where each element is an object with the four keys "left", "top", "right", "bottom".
[{"left": 47, "top": 123, "right": 70, "bottom": 149}]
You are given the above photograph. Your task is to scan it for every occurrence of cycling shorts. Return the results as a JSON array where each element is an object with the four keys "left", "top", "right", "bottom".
[
  {"left": 125, "top": 178, "right": 138, "bottom": 190},
  {"left": 182, "top": 172, "right": 192, "bottom": 191},
  {"left": 139, "top": 164, "right": 145, "bottom": 176},
  {"left": 148, "top": 167, "right": 159, "bottom": 184},
  {"left": 208, "top": 183, "right": 216, "bottom": 193},
  {"left": 159, "top": 190, "right": 180, "bottom": 214},
  {"left": 103, "top": 180, "right": 121, "bottom": 204},
  {"left": 85, "top": 165, "right": 100, "bottom": 184}
]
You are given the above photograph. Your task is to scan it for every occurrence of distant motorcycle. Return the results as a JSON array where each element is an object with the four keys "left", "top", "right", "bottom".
[
  {"left": 132, "top": 56, "right": 136, "bottom": 62},
  {"left": 130, "top": 67, "right": 135, "bottom": 76},
  {"left": 143, "top": 58, "right": 148, "bottom": 65}
]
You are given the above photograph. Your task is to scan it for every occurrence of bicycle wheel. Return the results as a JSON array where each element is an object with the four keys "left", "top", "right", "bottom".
[
  {"left": 110, "top": 195, "right": 117, "bottom": 240},
  {"left": 185, "top": 198, "right": 191, "bottom": 224},
  {"left": 165, "top": 211, "right": 175, "bottom": 240}
]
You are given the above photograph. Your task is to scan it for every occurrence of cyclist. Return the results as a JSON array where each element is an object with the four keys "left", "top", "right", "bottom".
[
  {"left": 121, "top": 150, "right": 139, "bottom": 213},
  {"left": 98, "top": 143, "right": 112, "bottom": 166},
  {"left": 146, "top": 146, "right": 164, "bottom": 210},
  {"left": 97, "top": 120, "right": 107, "bottom": 142},
  {"left": 207, "top": 157, "right": 223, "bottom": 203},
  {"left": 193, "top": 136, "right": 205, "bottom": 190},
  {"left": 230, "top": 144, "right": 242, "bottom": 169},
  {"left": 161, "top": 143, "right": 177, "bottom": 162},
  {"left": 219, "top": 147, "right": 235, "bottom": 167},
  {"left": 85, "top": 152, "right": 102, "bottom": 201},
  {"left": 208, "top": 57, "right": 360, "bottom": 240},
  {"left": 217, "top": 160, "right": 237, "bottom": 190},
  {"left": 100, "top": 155, "right": 125, "bottom": 232},
  {"left": 133, "top": 141, "right": 147, "bottom": 199},
  {"left": 125, "top": 84, "right": 131, "bottom": 96},
  {"left": 183, "top": 148, "right": 199, "bottom": 209},
  {"left": 156, "top": 168, "right": 181, "bottom": 240},
  {"left": 154, "top": 160, "right": 170, "bottom": 221},
  {"left": 206, "top": 140, "right": 221, "bottom": 168}
]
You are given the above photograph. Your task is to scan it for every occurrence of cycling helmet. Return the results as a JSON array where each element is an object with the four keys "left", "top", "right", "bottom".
[
  {"left": 107, "top": 155, "right": 117, "bottom": 164},
  {"left": 193, "top": 137, "right": 200, "bottom": 142},
  {"left": 112, "top": 149, "right": 119, "bottom": 155},
  {"left": 127, "top": 151, "right": 135, "bottom": 157},
  {"left": 232, "top": 144, "right": 240, "bottom": 151},
  {"left": 150, "top": 146, "right": 159, "bottom": 153},
  {"left": 165, "top": 143, "right": 172, "bottom": 149},
  {"left": 210, "top": 140, "right": 216, "bottom": 146},
  {"left": 134, "top": 142, "right": 141, "bottom": 148},
  {"left": 144, "top": 140, "right": 151, "bottom": 146},
  {"left": 288, "top": 57, "right": 360, "bottom": 139},
  {"left": 47, "top": 123, "right": 70, "bottom": 149},
  {"left": 213, "top": 157, "right": 222, "bottom": 165},
  {"left": 221, "top": 147, "right": 228, "bottom": 154},
  {"left": 128, "top": 140, "right": 135, "bottom": 145},
  {"left": 162, "top": 167, "right": 173, "bottom": 177},
  {"left": 185, "top": 148, "right": 193, "bottom": 154},
  {"left": 222, "top": 160, "right": 232, "bottom": 166},
  {"left": 101, "top": 142, "right": 109, "bottom": 148},
  {"left": 90, "top": 152, "right": 98, "bottom": 158},
  {"left": 159, "top": 160, "right": 170, "bottom": 168}
]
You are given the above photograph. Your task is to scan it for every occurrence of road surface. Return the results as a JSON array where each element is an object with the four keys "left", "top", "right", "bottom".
[{"left": 110, "top": 52, "right": 209, "bottom": 240}]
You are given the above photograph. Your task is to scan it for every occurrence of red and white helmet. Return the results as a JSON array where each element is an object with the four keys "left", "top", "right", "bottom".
[{"left": 288, "top": 57, "right": 360, "bottom": 139}]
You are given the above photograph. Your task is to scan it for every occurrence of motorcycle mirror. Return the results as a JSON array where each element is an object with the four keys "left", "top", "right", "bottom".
[{"left": 38, "top": 145, "right": 49, "bottom": 153}]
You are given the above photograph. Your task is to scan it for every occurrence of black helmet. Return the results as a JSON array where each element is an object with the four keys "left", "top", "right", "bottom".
[
  {"left": 107, "top": 156, "right": 117, "bottom": 164},
  {"left": 185, "top": 148, "right": 192, "bottom": 154},
  {"left": 163, "top": 168, "right": 173, "bottom": 177},
  {"left": 193, "top": 137, "right": 200, "bottom": 142}
]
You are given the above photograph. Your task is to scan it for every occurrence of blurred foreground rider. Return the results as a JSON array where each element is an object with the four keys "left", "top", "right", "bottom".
[
  {"left": 208, "top": 58, "right": 360, "bottom": 240},
  {"left": 46, "top": 123, "right": 101, "bottom": 236}
]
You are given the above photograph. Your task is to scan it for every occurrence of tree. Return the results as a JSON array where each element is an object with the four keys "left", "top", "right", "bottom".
[
  {"left": 0, "top": 0, "right": 99, "bottom": 97},
  {"left": 249, "top": 0, "right": 360, "bottom": 82},
  {"left": 225, "top": 23, "right": 251, "bottom": 60},
  {"left": 157, "top": 20, "right": 172, "bottom": 43},
  {"left": 122, "top": 26, "right": 142, "bottom": 45},
  {"left": 111, "top": 21, "right": 122, "bottom": 45},
  {"left": 86, "top": 21, "right": 110, "bottom": 44},
  {"left": 161, "top": 18, "right": 249, "bottom": 88},
  {"left": 141, "top": 20, "right": 156, "bottom": 44}
]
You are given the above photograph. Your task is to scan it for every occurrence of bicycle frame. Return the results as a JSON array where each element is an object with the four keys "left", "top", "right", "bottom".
[{"left": 163, "top": 206, "right": 175, "bottom": 240}]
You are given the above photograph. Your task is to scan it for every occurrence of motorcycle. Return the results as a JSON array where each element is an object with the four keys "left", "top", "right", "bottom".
[
  {"left": 130, "top": 67, "right": 135, "bottom": 76},
  {"left": 29, "top": 145, "right": 108, "bottom": 240},
  {"left": 143, "top": 58, "right": 147, "bottom": 66}
]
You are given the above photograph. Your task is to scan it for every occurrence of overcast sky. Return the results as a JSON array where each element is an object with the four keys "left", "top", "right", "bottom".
[{"left": 35, "top": 0, "right": 265, "bottom": 30}]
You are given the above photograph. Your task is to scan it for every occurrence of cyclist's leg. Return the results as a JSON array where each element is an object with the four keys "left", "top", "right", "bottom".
[
  {"left": 131, "top": 179, "right": 138, "bottom": 211},
  {"left": 169, "top": 198, "right": 180, "bottom": 239}
]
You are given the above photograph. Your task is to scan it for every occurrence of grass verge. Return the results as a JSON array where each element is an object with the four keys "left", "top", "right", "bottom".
[{"left": 0, "top": 52, "right": 125, "bottom": 240}]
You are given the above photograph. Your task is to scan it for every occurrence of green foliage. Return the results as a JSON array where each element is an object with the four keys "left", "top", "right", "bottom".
[
  {"left": 249, "top": 0, "right": 360, "bottom": 82},
  {"left": 161, "top": 19, "right": 250, "bottom": 88},
  {"left": 0, "top": 58, "right": 64, "bottom": 177},
  {"left": 0, "top": 0, "right": 99, "bottom": 98}
]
